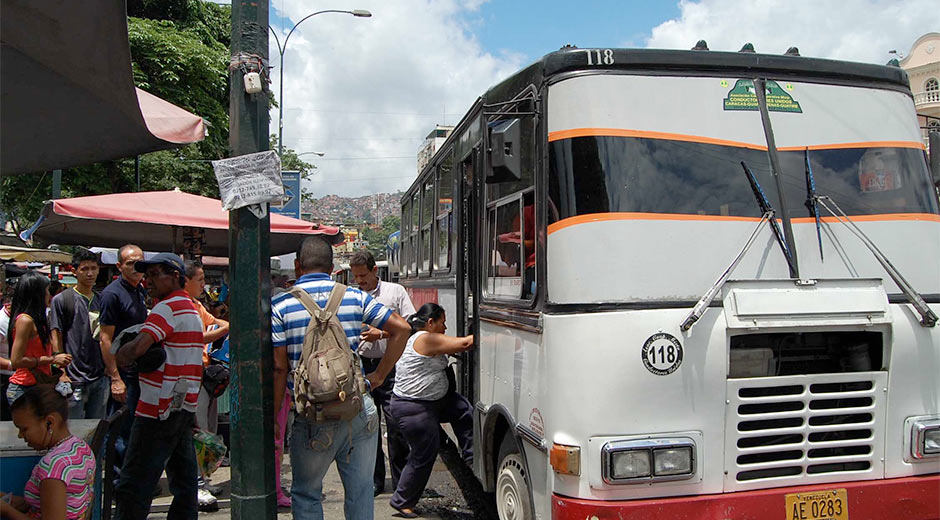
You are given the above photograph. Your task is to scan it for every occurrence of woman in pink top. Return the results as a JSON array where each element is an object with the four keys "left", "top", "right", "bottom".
[
  {"left": 1, "top": 385, "right": 96, "bottom": 520},
  {"left": 6, "top": 271, "right": 72, "bottom": 405}
]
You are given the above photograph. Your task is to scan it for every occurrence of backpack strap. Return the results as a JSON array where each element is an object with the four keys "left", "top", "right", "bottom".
[
  {"left": 288, "top": 284, "right": 347, "bottom": 358},
  {"left": 289, "top": 284, "right": 346, "bottom": 322},
  {"left": 59, "top": 288, "right": 76, "bottom": 350}
]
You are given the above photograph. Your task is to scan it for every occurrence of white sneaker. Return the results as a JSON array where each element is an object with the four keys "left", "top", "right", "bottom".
[{"left": 197, "top": 488, "right": 219, "bottom": 512}]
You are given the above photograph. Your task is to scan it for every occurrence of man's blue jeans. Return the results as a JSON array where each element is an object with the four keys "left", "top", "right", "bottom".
[
  {"left": 68, "top": 376, "right": 110, "bottom": 419},
  {"left": 114, "top": 410, "right": 199, "bottom": 520},
  {"left": 289, "top": 393, "right": 379, "bottom": 520}
]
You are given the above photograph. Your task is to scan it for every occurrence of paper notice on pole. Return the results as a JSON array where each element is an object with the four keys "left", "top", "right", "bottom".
[{"left": 212, "top": 150, "right": 284, "bottom": 211}]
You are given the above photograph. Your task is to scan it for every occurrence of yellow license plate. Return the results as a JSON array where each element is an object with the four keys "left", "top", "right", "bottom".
[{"left": 785, "top": 488, "right": 848, "bottom": 520}]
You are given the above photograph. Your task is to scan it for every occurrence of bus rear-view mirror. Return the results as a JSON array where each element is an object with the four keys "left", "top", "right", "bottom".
[{"left": 486, "top": 118, "right": 522, "bottom": 183}]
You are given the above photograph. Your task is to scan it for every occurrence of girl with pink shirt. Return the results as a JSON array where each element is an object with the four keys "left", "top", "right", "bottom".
[{"left": 2, "top": 384, "right": 95, "bottom": 520}]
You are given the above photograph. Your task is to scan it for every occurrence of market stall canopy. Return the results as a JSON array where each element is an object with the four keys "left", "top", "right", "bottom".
[
  {"left": 29, "top": 190, "right": 343, "bottom": 257},
  {"left": 0, "top": 0, "right": 205, "bottom": 176},
  {"left": 0, "top": 245, "right": 72, "bottom": 264}
]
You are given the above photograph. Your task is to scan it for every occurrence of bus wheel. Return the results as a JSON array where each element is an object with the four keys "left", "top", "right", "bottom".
[{"left": 495, "top": 438, "right": 534, "bottom": 520}]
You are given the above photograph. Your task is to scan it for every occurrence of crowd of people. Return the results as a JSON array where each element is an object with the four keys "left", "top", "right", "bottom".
[{"left": 1, "top": 238, "right": 475, "bottom": 520}]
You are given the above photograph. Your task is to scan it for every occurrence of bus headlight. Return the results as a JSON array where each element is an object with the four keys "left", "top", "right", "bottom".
[
  {"left": 912, "top": 418, "right": 940, "bottom": 459},
  {"left": 610, "top": 450, "right": 650, "bottom": 479},
  {"left": 602, "top": 437, "right": 696, "bottom": 484},
  {"left": 654, "top": 446, "right": 694, "bottom": 476}
]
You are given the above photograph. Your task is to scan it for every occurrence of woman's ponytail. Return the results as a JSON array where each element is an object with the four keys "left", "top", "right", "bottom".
[{"left": 408, "top": 303, "right": 445, "bottom": 335}]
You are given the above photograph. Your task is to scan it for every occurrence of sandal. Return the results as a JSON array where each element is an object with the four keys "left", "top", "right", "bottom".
[{"left": 392, "top": 505, "right": 419, "bottom": 518}]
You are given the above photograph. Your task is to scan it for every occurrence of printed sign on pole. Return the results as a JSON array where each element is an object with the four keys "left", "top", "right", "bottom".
[{"left": 270, "top": 170, "right": 301, "bottom": 219}]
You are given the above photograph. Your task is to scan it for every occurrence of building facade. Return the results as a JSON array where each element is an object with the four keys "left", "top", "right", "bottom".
[
  {"left": 417, "top": 125, "right": 454, "bottom": 173},
  {"left": 899, "top": 32, "right": 940, "bottom": 146}
]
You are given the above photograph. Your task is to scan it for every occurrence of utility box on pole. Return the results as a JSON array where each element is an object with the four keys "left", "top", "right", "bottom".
[{"left": 228, "top": 2, "right": 276, "bottom": 519}]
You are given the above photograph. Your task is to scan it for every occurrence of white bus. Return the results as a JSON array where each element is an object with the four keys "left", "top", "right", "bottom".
[{"left": 398, "top": 46, "right": 940, "bottom": 520}]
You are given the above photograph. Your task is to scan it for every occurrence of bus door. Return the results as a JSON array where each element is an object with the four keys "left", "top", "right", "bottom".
[{"left": 456, "top": 146, "right": 481, "bottom": 401}]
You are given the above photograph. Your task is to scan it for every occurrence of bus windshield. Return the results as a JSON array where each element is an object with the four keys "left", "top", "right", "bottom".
[{"left": 548, "top": 137, "right": 939, "bottom": 220}]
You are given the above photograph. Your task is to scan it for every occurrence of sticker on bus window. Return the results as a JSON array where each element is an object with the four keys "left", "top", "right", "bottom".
[
  {"left": 858, "top": 150, "right": 902, "bottom": 192},
  {"left": 722, "top": 79, "right": 802, "bottom": 113},
  {"left": 859, "top": 169, "right": 901, "bottom": 192}
]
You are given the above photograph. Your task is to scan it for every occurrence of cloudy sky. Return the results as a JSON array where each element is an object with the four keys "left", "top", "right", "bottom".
[{"left": 267, "top": 0, "right": 938, "bottom": 198}]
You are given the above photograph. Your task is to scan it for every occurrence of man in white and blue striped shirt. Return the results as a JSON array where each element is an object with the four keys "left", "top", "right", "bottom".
[{"left": 272, "top": 237, "right": 410, "bottom": 520}]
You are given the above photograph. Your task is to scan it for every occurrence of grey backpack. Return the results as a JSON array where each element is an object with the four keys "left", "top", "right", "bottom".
[{"left": 289, "top": 284, "right": 366, "bottom": 422}]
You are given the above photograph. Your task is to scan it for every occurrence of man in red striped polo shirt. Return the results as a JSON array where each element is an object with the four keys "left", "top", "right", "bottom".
[{"left": 113, "top": 253, "right": 204, "bottom": 520}]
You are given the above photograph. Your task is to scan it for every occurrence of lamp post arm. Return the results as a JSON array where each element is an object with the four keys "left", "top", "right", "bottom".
[
  {"left": 284, "top": 10, "right": 354, "bottom": 48},
  {"left": 269, "top": 27, "right": 283, "bottom": 56},
  {"left": 271, "top": 9, "right": 367, "bottom": 158}
]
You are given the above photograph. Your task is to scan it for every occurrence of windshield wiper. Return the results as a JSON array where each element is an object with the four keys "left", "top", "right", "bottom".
[
  {"left": 681, "top": 161, "right": 800, "bottom": 332},
  {"left": 815, "top": 195, "right": 937, "bottom": 327},
  {"left": 804, "top": 149, "right": 824, "bottom": 260},
  {"left": 742, "top": 161, "right": 798, "bottom": 276},
  {"left": 681, "top": 210, "right": 775, "bottom": 331}
]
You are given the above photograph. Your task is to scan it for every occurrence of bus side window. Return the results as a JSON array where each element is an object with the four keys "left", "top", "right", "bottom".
[
  {"left": 420, "top": 178, "right": 435, "bottom": 274},
  {"left": 435, "top": 149, "right": 454, "bottom": 273},
  {"left": 401, "top": 198, "right": 411, "bottom": 278},
  {"left": 487, "top": 197, "right": 523, "bottom": 298},
  {"left": 411, "top": 192, "right": 419, "bottom": 276}
]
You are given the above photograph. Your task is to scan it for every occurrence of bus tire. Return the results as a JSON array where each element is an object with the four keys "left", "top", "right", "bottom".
[{"left": 495, "top": 436, "right": 535, "bottom": 520}]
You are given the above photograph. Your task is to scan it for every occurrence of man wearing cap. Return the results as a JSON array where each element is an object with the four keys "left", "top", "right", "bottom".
[{"left": 113, "top": 253, "right": 205, "bottom": 520}]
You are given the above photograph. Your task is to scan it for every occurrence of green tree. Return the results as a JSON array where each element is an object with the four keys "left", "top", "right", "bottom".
[{"left": 0, "top": 0, "right": 321, "bottom": 234}]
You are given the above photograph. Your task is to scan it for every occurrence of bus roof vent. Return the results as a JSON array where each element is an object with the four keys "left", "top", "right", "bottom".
[
  {"left": 784, "top": 46, "right": 801, "bottom": 56},
  {"left": 885, "top": 58, "right": 901, "bottom": 67},
  {"left": 691, "top": 40, "right": 709, "bottom": 51},
  {"left": 739, "top": 42, "right": 756, "bottom": 53}
]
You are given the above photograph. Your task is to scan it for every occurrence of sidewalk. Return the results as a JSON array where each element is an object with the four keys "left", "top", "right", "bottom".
[{"left": 148, "top": 427, "right": 491, "bottom": 519}]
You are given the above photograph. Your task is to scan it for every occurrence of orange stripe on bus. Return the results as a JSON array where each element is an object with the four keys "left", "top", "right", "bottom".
[
  {"left": 547, "top": 212, "right": 940, "bottom": 235},
  {"left": 547, "top": 128, "right": 767, "bottom": 150},
  {"left": 792, "top": 213, "right": 940, "bottom": 223},
  {"left": 547, "top": 128, "right": 925, "bottom": 152},
  {"left": 778, "top": 141, "right": 925, "bottom": 151}
]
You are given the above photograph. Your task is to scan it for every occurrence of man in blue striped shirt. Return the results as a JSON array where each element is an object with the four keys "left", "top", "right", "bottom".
[{"left": 272, "top": 237, "right": 410, "bottom": 520}]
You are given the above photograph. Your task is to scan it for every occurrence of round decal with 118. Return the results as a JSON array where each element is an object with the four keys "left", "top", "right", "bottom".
[{"left": 642, "top": 333, "right": 683, "bottom": 376}]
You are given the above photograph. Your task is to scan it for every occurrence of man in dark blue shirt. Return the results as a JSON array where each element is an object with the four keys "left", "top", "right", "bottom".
[{"left": 99, "top": 244, "right": 148, "bottom": 456}]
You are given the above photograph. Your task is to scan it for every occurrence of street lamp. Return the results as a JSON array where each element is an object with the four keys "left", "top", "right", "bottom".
[{"left": 270, "top": 9, "right": 372, "bottom": 158}]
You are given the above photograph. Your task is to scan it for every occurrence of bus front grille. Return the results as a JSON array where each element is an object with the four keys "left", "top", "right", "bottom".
[{"left": 723, "top": 372, "right": 887, "bottom": 492}]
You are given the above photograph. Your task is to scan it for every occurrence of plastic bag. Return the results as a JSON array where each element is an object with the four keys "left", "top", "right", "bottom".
[{"left": 193, "top": 429, "right": 227, "bottom": 478}]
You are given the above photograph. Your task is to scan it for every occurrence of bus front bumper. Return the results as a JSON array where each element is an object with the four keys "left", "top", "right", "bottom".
[{"left": 552, "top": 474, "right": 940, "bottom": 520}]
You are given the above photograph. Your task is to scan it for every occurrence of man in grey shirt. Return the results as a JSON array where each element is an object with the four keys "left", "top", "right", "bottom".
[
  {"left": 51, "top": 250, "right": 107, "bottom": 419},
  {"left": 350, "top": 250, "right": 416, "bottom": 496}
]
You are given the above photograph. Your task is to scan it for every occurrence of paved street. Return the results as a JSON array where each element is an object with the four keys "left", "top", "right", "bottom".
[{"left": 150, "top": 431, "right": 496, "bottom": 520}]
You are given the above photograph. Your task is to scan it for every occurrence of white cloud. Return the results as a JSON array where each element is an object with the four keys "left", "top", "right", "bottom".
[
  {"left": 644, "top": 0, "right": 938, "bottom": 64},
  {"left": 270, "top": 0, "right": 522, "bottom": 197}
]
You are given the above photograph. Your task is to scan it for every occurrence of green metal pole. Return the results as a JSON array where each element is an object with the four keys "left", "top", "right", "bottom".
[
  {"left": 228, "top": 2, "right": 276, "bottom": 520},
  {"left": 52, "top": 169, "right": 61, "bottom": 199}
]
